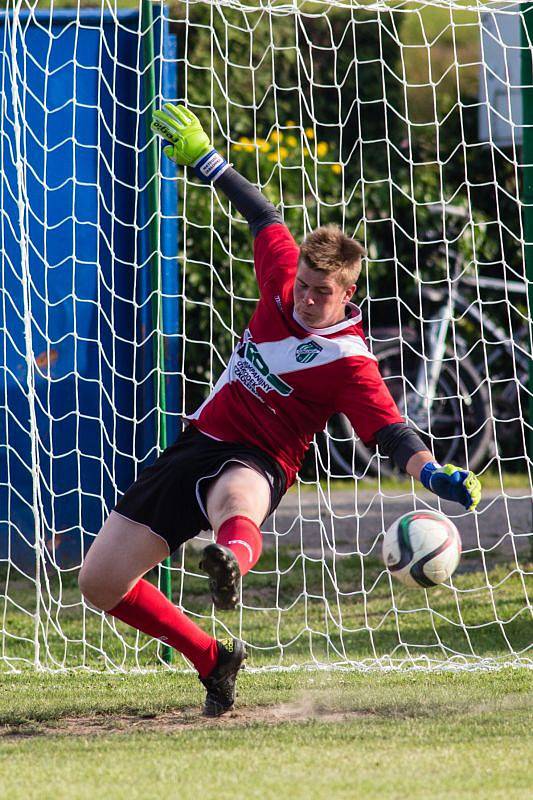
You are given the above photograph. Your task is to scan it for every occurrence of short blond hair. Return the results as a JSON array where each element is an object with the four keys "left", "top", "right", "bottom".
[{"left": 299, "top": 225, "right": 365, "bottom": 288}]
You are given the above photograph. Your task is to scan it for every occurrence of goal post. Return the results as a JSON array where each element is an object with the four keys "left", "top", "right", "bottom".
[
  {"left": 521, "top": 1, "right": 533, "bottom": 460},
  {"left": 141, "top": 0, "right": 174, "bottom": 664},
  {"left": 0, "top": 0, "right": 531, "bottom": 672}
]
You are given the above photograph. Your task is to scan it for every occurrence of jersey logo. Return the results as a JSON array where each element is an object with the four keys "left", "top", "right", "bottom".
[
  {"left": 235, "top": 332, "right": 293, "bottom": 397},
  {"left": 295, "top": 340, "right": 323, "bottom": 364}
]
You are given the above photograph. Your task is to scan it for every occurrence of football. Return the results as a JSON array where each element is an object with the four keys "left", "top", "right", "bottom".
[{"left": 382, "top": 510, "right": 462, "bottom": 587}]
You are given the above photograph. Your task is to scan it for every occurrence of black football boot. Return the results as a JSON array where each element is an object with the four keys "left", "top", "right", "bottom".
[
  {"left": 199, "top": 543, "right": 241, "bottom": 610},
  {"left": 200, "top": 638, "right": 247, "bottom": 717}
]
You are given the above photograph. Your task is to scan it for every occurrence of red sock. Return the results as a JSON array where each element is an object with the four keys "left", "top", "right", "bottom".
[
  {"left": 216, "top": 516, "right": 262, "bottom": 576},
  {"left": 108, "top": 578, "right": 219, "bottom": 677}
]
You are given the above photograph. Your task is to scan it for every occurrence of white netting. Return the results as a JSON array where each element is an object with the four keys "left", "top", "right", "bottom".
[{"left": 0, "top": 0, "right": 531, "bottom": 672}]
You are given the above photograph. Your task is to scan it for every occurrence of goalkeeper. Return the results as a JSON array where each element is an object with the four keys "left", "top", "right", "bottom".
[{"left": 78, "top": 105, "right": 482, "bottom": 717}]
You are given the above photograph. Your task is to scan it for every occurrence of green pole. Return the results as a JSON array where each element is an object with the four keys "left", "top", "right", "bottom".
[
  {"left": 142, "top": 0, "right": 173, "bottom": 665},
  {"left": 522, "top": 3, "right": 533, "bottom": 464}
]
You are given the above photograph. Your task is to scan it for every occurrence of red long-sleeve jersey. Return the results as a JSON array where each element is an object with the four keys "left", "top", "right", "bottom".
[{"left": 187, "top": 224, "right": 403, "bottom": 487}]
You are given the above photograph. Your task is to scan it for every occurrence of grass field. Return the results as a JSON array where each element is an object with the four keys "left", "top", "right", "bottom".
[
  {"left": 1, "top": 475, "right": 530, "bottom": 797},
  {"left": 1, "top": 553, "right": 532, "bottom": 799},
  {"left": 0, "top": 669, "right": 532, "bottom": 800}
]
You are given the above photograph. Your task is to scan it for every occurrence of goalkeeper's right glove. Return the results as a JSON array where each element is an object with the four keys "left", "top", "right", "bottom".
[{"left": 151, "top": 103, "right": 229, "bottom": 183}]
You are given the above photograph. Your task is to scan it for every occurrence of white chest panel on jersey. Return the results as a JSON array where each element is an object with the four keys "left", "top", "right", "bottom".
[
  {"left": 188, "top": 326, "right": 376, "bottom": 419},
  {"left": 249, "top": 330, "right": 376, "bottom": 374},
  {"left": 229, "top": 328, "right": 376, "bottom": 399}
]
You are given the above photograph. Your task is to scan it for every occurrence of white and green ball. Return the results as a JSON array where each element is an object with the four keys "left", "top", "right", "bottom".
[{"left": 382, "top": 510, "right": 462, "bottom": 588}]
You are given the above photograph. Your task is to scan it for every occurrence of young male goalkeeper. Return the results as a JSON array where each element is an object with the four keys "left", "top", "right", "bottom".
[{"left": 79, "top": 105, "right": 482, "bottom": 717}]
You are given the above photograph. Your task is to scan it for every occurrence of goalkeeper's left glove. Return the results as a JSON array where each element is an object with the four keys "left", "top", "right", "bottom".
[
  {"left": 420, "top": 462, "right": 481, "bottom": 511},
  {"left": 151, "top": 103, "right": 229, "bottom": 182}
]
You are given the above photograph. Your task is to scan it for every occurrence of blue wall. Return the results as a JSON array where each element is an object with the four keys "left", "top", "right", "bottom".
[{"left": 0, "top": 9, "right": 179, "bottom": 569}]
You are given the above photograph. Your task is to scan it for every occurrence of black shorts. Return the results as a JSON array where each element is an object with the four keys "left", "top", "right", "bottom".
[{"left": 114, "top": 425, "right": 287, "bottom": 554}]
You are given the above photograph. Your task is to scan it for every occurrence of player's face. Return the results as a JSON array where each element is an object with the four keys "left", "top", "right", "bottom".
[{"left": 293, "top": 260, "right": 356, "bottom": 329}]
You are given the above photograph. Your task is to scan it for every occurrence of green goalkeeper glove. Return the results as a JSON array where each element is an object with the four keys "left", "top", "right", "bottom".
[{"left": 151, "top": 103, "right": 229, "bottom": 182}]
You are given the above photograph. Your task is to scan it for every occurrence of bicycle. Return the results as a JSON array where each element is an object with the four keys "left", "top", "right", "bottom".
[{"left": 325, "top": 214, "right": 530, "bottom": 477}]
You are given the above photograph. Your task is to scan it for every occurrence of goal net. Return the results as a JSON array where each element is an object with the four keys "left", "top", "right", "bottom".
[{"left": 0, "top": 0, "right": 531, "bottom": 672}]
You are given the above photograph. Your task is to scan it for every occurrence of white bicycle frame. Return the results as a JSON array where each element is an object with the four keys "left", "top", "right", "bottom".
[{"left": 413, "top": 273, "right": 528, "bottom": 421}]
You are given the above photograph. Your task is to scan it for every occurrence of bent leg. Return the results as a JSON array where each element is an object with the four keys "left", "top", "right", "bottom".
[
  {"left": 205, "top": 464, "right": 270, "bottom": 575},
  {"left": 78, "top": 512, "right": 219, "bottom": 676},
  {"left": 198, "top": 464, "right": 271, "bottom": 610},
  {"left": 205, "top": 464, "right": 271, "bottom": 532}
]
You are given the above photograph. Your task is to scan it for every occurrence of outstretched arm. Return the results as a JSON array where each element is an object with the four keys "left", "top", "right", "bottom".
[
  {"left": 151, "top": 104, "right": 282, "bottom": 236},
  {"left": 336, "top": 358, "right": 482, "bottom": 512},
  {"left": 375, "top": 423, "right": 481, "bottom": 511}
]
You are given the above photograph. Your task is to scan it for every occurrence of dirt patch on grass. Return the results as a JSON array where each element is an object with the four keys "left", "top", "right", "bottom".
[{"left": 0, "top": 697, "right": 368, "bottom": 738}]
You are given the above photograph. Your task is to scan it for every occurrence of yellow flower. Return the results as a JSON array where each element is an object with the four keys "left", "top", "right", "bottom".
[
  {"left": 317, "top": 141, "right": 329, "bottom": 157},
  {"left": 270, "top": 130, "right": 283, "bottom": 143},
  {"left": 237, "top": 136, "right": 268, "bottom": 153},
  {"left": 286, "top": 120, "right": 296, "bottom": 127},
  {"left": 286, "top": 135, "right": 298, "bottom": 148},
  {"left": 237, "top": 138, "right": 255, "bottom": 152},
  {"left": 331, "top": 163, "right": 342, "bottom": 174},
  {"left": 266, "top": 147, "right": 290, "bottom": 163},
  {"left": 305, "top": 127, "right": 314, "bottom": 139},
  {"left": 303, "top": 147, "right": 310, "bottom": 158}
]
